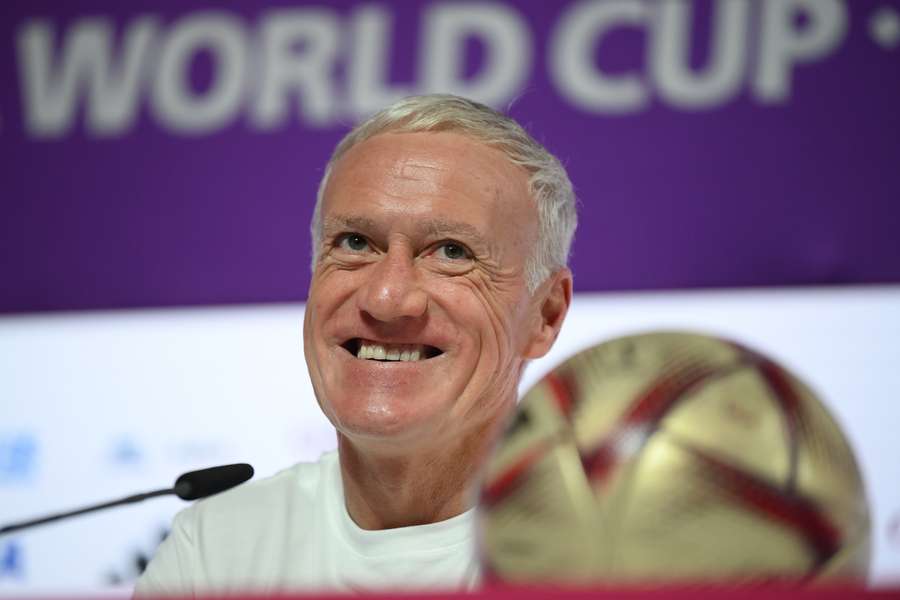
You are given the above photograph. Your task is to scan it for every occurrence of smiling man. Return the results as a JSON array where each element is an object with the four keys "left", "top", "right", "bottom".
[{"left": 136, "top": 94, "right": 576, "bottom": 595}]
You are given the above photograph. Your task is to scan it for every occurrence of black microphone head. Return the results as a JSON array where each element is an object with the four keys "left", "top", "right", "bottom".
[{"left": 174, "top": 463, "right": 254, "bottom": 500}]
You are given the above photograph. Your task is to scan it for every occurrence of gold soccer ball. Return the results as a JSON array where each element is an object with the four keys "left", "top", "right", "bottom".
[{"left": 479, "top": 331, "right": 870, "bottom": 585}]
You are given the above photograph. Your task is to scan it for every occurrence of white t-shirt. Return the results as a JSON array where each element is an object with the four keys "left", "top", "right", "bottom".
[{"left": 134, "top": 451, "right": 479, "bottom": 595}]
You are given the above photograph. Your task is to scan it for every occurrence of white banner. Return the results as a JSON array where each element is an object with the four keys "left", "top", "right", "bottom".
[{"left": 1, "top": 286, "right": 899, "bottom": 592}]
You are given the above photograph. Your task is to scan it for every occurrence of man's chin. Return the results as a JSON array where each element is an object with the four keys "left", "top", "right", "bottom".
[{"left": 327, "top": 397, "right": 455, "bottom": 449}]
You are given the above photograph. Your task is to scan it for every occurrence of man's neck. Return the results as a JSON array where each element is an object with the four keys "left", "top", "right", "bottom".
[{"left": 337, "top": 423, "right": 496, "bottom": 530}]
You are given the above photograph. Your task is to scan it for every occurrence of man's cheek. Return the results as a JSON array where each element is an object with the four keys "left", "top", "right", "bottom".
[{"left": 479, "top": 293, "right": 523, "bottom": 354}]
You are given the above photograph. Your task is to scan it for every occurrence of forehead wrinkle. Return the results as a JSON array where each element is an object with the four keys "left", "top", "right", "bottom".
[{"left": 395, "top": 157, "right": 449, "bottom": 182}]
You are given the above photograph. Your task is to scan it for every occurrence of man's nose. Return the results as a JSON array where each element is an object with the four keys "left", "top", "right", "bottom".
[{"left": 356, "top": 247, "right": 428, "bottom": 322}]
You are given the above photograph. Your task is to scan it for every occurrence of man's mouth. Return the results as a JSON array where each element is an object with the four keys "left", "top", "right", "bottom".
[{"left": 340, "top": 339, "right": 444, "bottom": 362}]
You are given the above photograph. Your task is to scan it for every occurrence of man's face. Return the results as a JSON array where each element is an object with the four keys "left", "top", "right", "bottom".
[{"left": 303, "top": 131, "right": 549, "bottom": 448}]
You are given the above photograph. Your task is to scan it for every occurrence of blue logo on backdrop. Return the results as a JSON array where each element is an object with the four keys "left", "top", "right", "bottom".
[
  {"left": 0, "top": 433, "right": 38, "bottom": 484},
  {"left": 111, "top": 436, "right": 143, "bottom": 466},
  {"left": 0, "top": 541, "right": 24, "bottom": 579}
]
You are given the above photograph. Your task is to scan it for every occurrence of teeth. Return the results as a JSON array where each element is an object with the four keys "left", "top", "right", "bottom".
[{"left": 355, "top": 341, "right": 429, "bottom": 362}]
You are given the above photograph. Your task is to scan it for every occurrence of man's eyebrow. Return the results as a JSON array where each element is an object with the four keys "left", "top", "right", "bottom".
[
  {"left": 323, "top": 215, "right": 488, "bottom": 246},
  {"left": 321, "top": 215, "right": 379, "bottom": 236},
  {"left": 417, "top": 219, "right": 488, "bottom": 246}
]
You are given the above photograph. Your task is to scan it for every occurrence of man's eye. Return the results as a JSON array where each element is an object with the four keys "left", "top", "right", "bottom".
[
  {"left": 435, "top": 242, "right": 471, "bottom": 261},
  {"left": 338, "top": 234, "right": 370, "bottom": 252}
]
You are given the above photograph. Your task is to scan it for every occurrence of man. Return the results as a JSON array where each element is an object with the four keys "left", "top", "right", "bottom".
[{"left": 135, "top": 94, "right": 576, "bottom": 594}]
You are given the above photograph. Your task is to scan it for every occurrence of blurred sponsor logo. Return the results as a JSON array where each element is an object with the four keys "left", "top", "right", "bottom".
[
  {"left": 0, "top": 434, "right": 37, "bottom": 484},
  {"left": 110, "top": 436, "right": 143, "bottom": 466},
  {"left": 0, "top": 541, "right": 24, "bottom": 579},
  {"left": 106, "top": 526, "right": 169, "bottom": 585},
  {"left": 168, "top": 440, "right": 230, "bottom": 464}
]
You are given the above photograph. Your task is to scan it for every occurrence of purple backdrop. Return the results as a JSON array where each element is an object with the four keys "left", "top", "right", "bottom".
[{"left": 1, "top": 0, "right": 898, "bottom": 313}]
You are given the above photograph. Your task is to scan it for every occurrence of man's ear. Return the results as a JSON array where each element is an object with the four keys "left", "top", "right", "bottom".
[{"left": 523, "top": 268, "right": 573, "bottom": 359}]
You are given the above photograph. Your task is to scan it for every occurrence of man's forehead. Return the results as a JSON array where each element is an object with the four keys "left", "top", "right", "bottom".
[{"left": 332, "top": 131, "right": 524, "bottom": 193}]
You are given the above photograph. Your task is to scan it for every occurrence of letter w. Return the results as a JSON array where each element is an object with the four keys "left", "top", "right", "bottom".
[{"left": 17, "top": 17, "right": 157, "bottom": 138}]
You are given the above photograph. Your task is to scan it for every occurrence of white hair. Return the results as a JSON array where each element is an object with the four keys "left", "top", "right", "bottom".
[{"left": 311, "top": 94, "right": 577, "bottom": 293}]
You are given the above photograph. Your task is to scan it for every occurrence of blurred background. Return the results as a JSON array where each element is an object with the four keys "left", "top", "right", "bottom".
[{"left": 0, "top": 0, "right": 898, "bottom": 593}]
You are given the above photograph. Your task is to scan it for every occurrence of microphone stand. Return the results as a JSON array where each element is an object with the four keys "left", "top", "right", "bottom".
[
  {"left": 0, "top": 488, "right": 176, "bottom": 535},
  {"left": 0, "top": 463, "right": 251, "bottom": 536}
]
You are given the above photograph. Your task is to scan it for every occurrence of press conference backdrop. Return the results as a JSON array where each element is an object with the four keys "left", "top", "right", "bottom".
[{"left": 1, "top": 0, "right": 899, "bottom": 593}]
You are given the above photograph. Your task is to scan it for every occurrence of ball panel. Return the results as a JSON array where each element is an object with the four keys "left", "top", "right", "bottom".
[
  {"left": 661, "top": 367, "right": 792, "bottom": 490},
  {"left": 565, "top": 334, "right": 743, "bottom": 482},
  {"left": 484, "top": 381, "right": 567, "bottom": 482},
  {"left": 481, "top": 440, "right": 601, "bottom": 582},
  {"left": 789, "top": 374, "right": 870, "bottom": 548},
  {"left": 616, "top": 433, "right": 815, "bottom": 580}
]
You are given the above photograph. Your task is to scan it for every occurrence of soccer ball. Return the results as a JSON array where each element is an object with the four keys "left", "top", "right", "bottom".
[{"left": 478, "top": 331, "right": 870, "bottom": 585}]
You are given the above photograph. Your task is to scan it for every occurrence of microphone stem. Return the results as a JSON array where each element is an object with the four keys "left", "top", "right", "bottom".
[{"left": 0, "top": 488, "right": 174, "bottom": 536}]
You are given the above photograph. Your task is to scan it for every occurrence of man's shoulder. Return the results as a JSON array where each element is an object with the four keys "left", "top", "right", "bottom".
[
  {"left": 136, "top": 451, "right": 341, "bottom": 594},
  {"left": 179, "top": 450, "right": 339, "bottom": 533}
]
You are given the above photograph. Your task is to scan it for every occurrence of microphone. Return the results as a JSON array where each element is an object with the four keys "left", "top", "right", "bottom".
[
  {"left": 173, "top": 463, "right": 254, "bottom": 500},
  {"left": 0, "top": 463, "right": 253, "bottom": 536}
]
